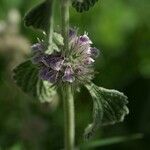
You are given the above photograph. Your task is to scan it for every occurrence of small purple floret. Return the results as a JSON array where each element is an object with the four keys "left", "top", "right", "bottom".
[
  {"left": 31, "top": 43, "right": 45, "bottom": 52},
  {"left": 42, "top": 55, "right": 64, "bottom": 71},
  {"left": 69, "top": 28, "right": 76, "bottom": 37},
  {"left": 62, "top": 66, "right": 75, "bottom": 83},
  {"left": 39, "top": 67, "right": 58, "bottom": 83},
  {"left": 47, "top": 70, "right": 58, "bottom": 83},
  {"left": 39, "top": 67, "right": 49, "bottom": 80},
  {"left": 49, "top": 58, "right": 64, "bottom": 71},
  {"left": 79, "top": 34, "right": 92, "bottom": 44},
  {"left": 32, "top": 54, "right": 43, "bottom": 64},
  {"left": 84, "top": 57, "right": 95, "bottom": 65},
  {"left": 90, "top": 47, "right": 99, "bottom": 58}
]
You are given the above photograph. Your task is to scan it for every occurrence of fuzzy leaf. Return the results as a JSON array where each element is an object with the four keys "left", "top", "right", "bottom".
[
  {"left": 13, "top": 60, "right": 57, "bottom": 103},
  {"left": 53, "top": 32, "right": 64, "bottom": 46},
  {"left": 24, "top": 0, "right": 52, "bottom": 32},
  {"left": 46, "top": 32, "right": 63, "bottom": 53},
  {"left": 72, "top": 0, "right": 99, "bottom": 12},
  {"left": 84, "top": 83, "right": 129, "bottom": 140}
]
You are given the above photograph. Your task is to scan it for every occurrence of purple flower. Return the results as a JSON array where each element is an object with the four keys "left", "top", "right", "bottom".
[
  {"left": 39, "top": 67, "right": 49, "bottom": 80},
  {"left": 31, "top": 28, "right": 99, "bottom": 84},
  {"left": 49, "top": 58, "right": 64, "bottom": 71},
  {"left": 31, "top": 43, "right": 45, "bottom": 52},
  {"left": 42, "top": 54, "right": 64, "bottom": 71},
  {"left": 84, "top": 57, "right": 95, "bottom": 65},
  {"left": 62, "top": 66, "right": 75, "bottom": 83},
  {"left": 79, "top": 34, "right": 92, "bottom": 45},
  {"left": 32, "top": 53, "right": 45, "bottom": 64},
  {"left": 90, "top": 47, "right": 99, "bottom": 58},
  {"left": 47, "top": 71, "right": 58, "bottom": 83},
  {"left": 31, "top": 43, "right": 46, "bottom": 64},
  {"left": 69, "top": 28, "right": 77, "bottom": 38},
  {"left": 39, "top": 67, "right": 58, "bottom": 83}
]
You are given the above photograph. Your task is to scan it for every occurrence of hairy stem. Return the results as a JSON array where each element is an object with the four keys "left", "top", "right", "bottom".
[
  {"left": 61, "top": 0, "right": 70, "bottom": 55},
  {"left": 62, "top": 85, "right": 75, "bottom": 150},
  {"left": 46, "top": 0, "right": 54, "bottom": 50},
  {"left": 61, "top": 0, "right": 75, "bottom": 149}
]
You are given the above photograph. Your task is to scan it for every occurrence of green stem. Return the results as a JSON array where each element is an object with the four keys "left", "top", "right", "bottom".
[
  {"left": 61, "top": 0, "right": 75, "bottom": 149},
  {"left": 62, "top": 85, "right": 75, "bottom": 150},
  {"left": 48, "top": 0, "right": 54, "bottom": 45},
  {"left": 46, "top": 0, "right": 54, "bottom": 51},
  {"left": 61, "top": 0, "right": 70, "bottom": 55}
]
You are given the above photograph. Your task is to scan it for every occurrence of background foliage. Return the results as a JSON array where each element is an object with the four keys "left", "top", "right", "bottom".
[{"left": 0, "top": 0, "right": 150, "bottom": 149}]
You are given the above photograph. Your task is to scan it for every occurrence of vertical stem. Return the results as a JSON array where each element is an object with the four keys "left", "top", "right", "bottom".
[
  {"left": 46, "top": 0, "right": 54, "bottom": 51},
  {"left": 48, "top": 0, "right": 54, "bottom": 46},
  {"left": 61, "top": 0, "right": 75, "bottom": 149},
  {"left": 61, "top": 0, "right": 70, "bottom": 54},
  {"left": 62, "top": 85, "right": 75, "bottom": 150}
]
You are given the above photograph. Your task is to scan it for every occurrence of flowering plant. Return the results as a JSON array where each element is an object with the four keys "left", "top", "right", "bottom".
[
  {"left": 13, "top": 0, "right": 129, "bottom": 149},
  {"left": 32, "top": 29, "right": 99, "bottom": 84}
]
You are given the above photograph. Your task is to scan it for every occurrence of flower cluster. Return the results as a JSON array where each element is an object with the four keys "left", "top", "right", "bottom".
[{"left": 31, "top": 29, "right": 99, "bottom": 84}]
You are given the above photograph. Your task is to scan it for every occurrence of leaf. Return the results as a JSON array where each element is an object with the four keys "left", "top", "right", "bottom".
[
  {"left": 53, "top": 32, "right": 64, "bottom": 46},
  {"left": 46, "top": 32, "right": 64, "bottom": 53},
  {"left": 84, "top": 82, "right": 129, "bottom": 140},
  {"left": 13, "top": 60, "right": 57, "bottom": 103},
  {"left": 80, "top": 133, "right": 143, "bottom": 149},
  {"left": 24, "top": 0, "right": 52, "bottom": 32},
  {"left": 72, "top": 0, "right": 99, "bottom": 12}
]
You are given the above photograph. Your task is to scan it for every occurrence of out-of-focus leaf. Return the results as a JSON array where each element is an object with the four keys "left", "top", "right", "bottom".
[
  {"left": 13, "top": 60, "right": 57, "bottom": 103},
  {"left": 9, "top": 143, "right": 23, "bottom": 150},
  {"left": 80, "top": 133, "right": 143, "bottom": 149},
  {"left": 84, "top": 82, "right": 129, "bottom": 140},
  {"left": 24, "top": 0, "right": 52, "bottom": 32},
  {"left": 72, "top": 0, "right": 99, "bottom": 12}
]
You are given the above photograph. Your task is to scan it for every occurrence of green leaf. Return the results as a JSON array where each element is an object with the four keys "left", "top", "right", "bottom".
[
  {"left": 53, "top": 32, "right": 64, "bottom": 46},
  {"left": 24, "top": 0, "right": 52, "bottom": 32},
  {"left": 13, "top": 60, "right": 57, "bottom": 103},
  {"left": 80, "top": 133, "right": 143, "bottom": 149},
  {"left": 46, "top": 32, "right": 64, "bottom": 54},
  {"left": 84, "top": 82, "right": 129, "bottom": 140},
  {"left": 72, "top": 0, "right": 99, "bottom": 12}
]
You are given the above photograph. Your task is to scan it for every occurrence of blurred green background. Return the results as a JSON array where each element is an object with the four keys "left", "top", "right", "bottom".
[{"left": 0, "top": 0, "right": 150, "bottom": 149}]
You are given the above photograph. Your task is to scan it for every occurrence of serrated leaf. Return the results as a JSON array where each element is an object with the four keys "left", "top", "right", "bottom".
[
  {"left": 72, "top": 0, "right": 99, "bottom": 12},
  {"left": 13, "top": 60, "right": 57, "bottom": 103},
  {"left": 84, "top": 82, "right": 129, "bottom": 140},
  {"left": 24, "top": 0, "right": 52, "bottom": 32}
]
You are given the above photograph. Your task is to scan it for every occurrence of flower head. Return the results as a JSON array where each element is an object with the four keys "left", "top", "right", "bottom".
[{"left": 31, "top": 28, "right": 99, "bottom": 85}]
